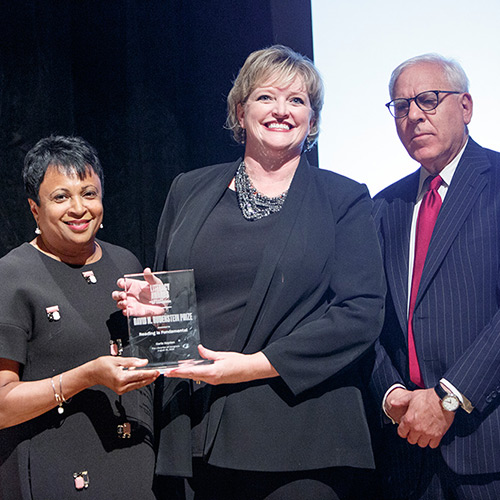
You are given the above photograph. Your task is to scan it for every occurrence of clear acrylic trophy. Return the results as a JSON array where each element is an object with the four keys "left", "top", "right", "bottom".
[{"left": 124, "top": 269, "right": 211, "bottom": 370}]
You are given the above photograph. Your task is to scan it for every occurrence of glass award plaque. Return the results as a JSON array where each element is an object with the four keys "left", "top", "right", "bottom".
[{"left": 124, "top": 269, "right": 210, "bottom": 370}]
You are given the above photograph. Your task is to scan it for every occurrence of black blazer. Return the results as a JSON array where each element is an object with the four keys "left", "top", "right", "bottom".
[
  {"left": 371, "top": 139, "right": 500, "bottom": 480},
  {"left": 154, "top": 155, "right": 385, "bottom": 475}
]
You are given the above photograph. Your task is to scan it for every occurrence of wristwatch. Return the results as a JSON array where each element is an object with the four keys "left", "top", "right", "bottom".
[{"left": 434, "top": 383, "right": 460, "bottom": 412}]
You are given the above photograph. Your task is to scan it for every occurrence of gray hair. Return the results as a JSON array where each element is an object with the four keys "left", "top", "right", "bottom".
[{"left": 389, "top": 53, "right": 470, "bottom": 99}]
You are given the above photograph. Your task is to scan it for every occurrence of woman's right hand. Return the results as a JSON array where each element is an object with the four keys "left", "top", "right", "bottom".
[
  {"left": 86, "top": 356, "right": 159, "bottom": 395},
  {"left": 0, "top": 356, "right": 159, "bottom": 430}
]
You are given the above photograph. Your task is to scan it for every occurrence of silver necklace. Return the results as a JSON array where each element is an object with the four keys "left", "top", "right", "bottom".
[{"left": 234, "top": 161, "right": 288, "bottom": 221}]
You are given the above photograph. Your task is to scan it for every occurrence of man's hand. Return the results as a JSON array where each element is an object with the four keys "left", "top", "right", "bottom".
[
  {"left": 385, "top": 387, "right": 412, "bottom": 424},
  {"left": 397, "top": 388, "right": 455, "bottom": 448}
]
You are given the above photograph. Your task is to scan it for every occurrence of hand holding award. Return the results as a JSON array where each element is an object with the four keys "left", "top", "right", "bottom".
[{"left": 122, "top": 269, "right": 211, "bottom": 370}]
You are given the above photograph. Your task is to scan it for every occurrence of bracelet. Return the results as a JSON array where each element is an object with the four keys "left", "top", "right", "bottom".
[
  {"left": 50, "top": 374, "right": 71, "bottom": 414},
  {"left": 50, "top": 377, "right": 64, "bottom": 414},
  {"left": 59, "top": 373, "right": 70, "bottom": 403}
]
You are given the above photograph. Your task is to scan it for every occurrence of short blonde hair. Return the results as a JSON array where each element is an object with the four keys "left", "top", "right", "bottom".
[{"left": 226, "top": 45, "right": 324, "bottom": 149}]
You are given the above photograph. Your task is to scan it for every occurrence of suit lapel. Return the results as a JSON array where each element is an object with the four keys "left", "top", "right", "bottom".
[
  {"left": 229, "top": 155, "right": 310, "bottom": 352},
  {"left": 416, "top": 139, "right": 490, "bottom": 305},
  {"left": 172, "top": 155, "right": 310, "bottom": 353},
  {"left": 383, "top": 172, "right": 419, "bottom": 334}
]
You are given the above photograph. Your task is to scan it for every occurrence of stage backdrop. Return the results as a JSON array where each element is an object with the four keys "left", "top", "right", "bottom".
[{"left": 0, "top": 0, "right": 314, "bottom": 264}]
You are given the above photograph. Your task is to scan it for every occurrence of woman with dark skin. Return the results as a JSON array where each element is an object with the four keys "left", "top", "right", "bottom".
[{"left": 0, "top": 136, "right": 159, "bottom": 499}]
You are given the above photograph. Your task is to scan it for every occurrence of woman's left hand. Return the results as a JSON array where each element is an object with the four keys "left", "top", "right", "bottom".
[{"left": 164, "top": 345, "right": 279, "bottom": 385}]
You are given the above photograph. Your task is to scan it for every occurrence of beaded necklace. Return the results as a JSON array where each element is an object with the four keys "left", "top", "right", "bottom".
[{"left": 234, "top": 161, "right": 288, "bottom": 221}]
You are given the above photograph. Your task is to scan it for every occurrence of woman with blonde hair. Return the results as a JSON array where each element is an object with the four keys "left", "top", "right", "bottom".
[{"left": 120, "top": 45, "right": 385, "bottom": 499}]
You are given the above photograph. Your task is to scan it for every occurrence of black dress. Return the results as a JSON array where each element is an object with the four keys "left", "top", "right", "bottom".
[{"left": 0, "top": 241, "right": 156, "bottom": 500}]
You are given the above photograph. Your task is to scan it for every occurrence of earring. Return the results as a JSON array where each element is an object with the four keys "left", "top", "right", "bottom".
[
  {"left": 35, "top": 226, "right": 42, "bottom": 235},
  {"left": 99, "top": 223, "right": 104, "bottom": 229},
  {"left": 304, "top": 137, "right": 314, "bottom": 152}
]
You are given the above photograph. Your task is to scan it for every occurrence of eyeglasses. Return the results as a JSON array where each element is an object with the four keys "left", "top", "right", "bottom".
[{"left": 385, "top": 90, "right": 462, "bottom": 118}]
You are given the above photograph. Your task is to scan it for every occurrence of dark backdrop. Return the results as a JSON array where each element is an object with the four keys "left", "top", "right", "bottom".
[{"left": 0, "top": 0, "right": 315, "bottom": 265}]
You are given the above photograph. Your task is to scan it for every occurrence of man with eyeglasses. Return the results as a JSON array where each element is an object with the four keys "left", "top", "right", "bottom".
[{"left": 369, "top": 53, "right": 500, "bottom": 499}]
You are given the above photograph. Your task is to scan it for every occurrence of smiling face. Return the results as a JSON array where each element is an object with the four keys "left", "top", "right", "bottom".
[
  {"left": 237, "top": 75, "right": 314, "bottom": 160},
  {"left": 29, "top": 166, "right": 103, "bottom": 262},
  {"left": 393, "top": 62, "right": 473, "bottom": 174}
]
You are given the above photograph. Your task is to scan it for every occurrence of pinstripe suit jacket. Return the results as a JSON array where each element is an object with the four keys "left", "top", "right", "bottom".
[{"left": 370, "top": 138, "right": 500, "bottom": 476}]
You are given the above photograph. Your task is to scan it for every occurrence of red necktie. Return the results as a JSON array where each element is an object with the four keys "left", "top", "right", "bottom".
[{"left": 408, "top": 175, "right": 443, "bottom": 387}]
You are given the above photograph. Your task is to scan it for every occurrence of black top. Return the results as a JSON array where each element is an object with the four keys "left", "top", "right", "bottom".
[
  {"left": 190, "top": 188, "right": 277, "bottom": 455},
  {"left": 154, "top": 156, "right": 386, "bottom": 476},
  {"left": 0, "top": 241, "right": 156, "bottom": 499},
  {"left": 191, "top": 187, "right": 277, "bottom": 351}
]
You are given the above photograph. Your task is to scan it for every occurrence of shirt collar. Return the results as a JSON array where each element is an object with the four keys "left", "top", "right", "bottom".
[{"left": 417, "top": 138, "right": 469, "bottom": 198}]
